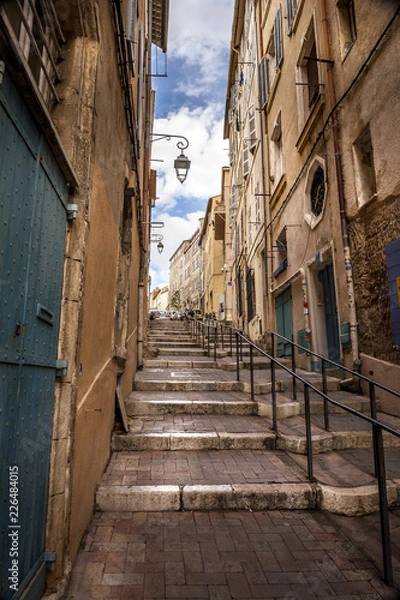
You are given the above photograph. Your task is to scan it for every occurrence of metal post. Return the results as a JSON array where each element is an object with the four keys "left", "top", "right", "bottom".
[
  {"left": 207, "top": 324, "right": 210, "bottom": 356},
  {"left": 250, "top": 344, "right": 254, "bottom": 401},
  {"left": 214, "top": 325, "right": 218, "bottom": 362},
  {"left": 304, "top": 384, "right": 314, "bottom": 481},
  {"left": 271, "top": 332, "right": 277, "bottom": 432},
  {"left": 291, "top": 335, "right": 297, "bottom": 400},
  {"left": 235, "top": 332, "right": 240, "bottom": 382},
  {"left": 373, "top": 419, "right": 393, "bottom": 585},
  {"left": 322, "top": 360, "right": 329, "bottom": 431}
]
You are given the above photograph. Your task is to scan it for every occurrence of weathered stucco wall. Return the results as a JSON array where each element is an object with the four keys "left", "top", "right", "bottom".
[{"left": 44, "top": 0, "right": 144, "bottom": 593}]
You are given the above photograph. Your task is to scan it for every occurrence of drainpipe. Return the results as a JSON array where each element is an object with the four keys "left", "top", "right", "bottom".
[
  {"left": 137, "top": 0, "right": 154, "bottom": 368},
  {"left": 256, "top": 0, "right": 274, "bottom": 349},
  {"left": 319, "top": 0, "right": 360, "bottom": 369}
]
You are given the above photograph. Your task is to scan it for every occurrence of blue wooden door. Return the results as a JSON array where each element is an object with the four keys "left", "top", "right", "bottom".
[
  {"left": 275, "top": 287, "right": 293, "bottom": 356},
  {"left": 386, "top": 238, "right": 400, "bottom": 349},
  {"left": 321, "top": 263, "right": 341, "bottom": 365},
  {"left": 0, "top": 71, "right": 68, "bottom": 599}
]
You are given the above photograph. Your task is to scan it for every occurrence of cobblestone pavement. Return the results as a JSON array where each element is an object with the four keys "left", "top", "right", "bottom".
[{"left": 65, "top": 509, "right": 400, "bottom": 599}]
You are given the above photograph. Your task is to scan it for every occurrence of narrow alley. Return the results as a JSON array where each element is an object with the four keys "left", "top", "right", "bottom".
[{"left": 65, "top": 318, "right": 400, "bottom": 599}]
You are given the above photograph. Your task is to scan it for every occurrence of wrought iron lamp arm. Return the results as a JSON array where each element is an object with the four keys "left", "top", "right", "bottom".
[{"left": 150, "top": 133, "right": 189, "bottom": 151}]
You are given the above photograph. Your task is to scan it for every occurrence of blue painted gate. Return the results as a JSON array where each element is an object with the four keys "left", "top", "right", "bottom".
[
  {"left": 275, "top": 287, "right": 293, "bottom": 356},
  {"left": 0, "top": 70, "right": 68, "bottom": 599}
]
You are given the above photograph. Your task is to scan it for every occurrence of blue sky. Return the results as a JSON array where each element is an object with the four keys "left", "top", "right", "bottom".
[{"left": 149, "top": 0, "right": 234, "bottom": 290}]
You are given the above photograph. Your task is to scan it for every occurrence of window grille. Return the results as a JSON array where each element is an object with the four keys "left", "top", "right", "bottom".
[
  {"left": 3, "top": 0, "right": 64, "bottom": 108},
  {"left": 310, "top": 166, "right": 325, "bottom": 217}
]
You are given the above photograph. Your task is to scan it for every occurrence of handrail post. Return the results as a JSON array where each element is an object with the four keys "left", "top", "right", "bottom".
[
  {"left": 214, "top": 325, "right": 217, "bottom": 362},
  {"left": 229, "top": 327, "right": 233, "bottom": 357},
  {"left": 304, "top": 384, "right": 314, "bottom": 482},
  {"left": 250, "top": 344, "right": 254, "bottom": 401},
  {"left": 322, "top": 360, "right": 330, "bottom": 431},
  {"left": 373, "top": 415, "right": 393, "bottom": 585},
  {"left": 291, "top": 334, "right": 297, "bottom": 400},
  {"left": 235, "top": 332, "right": 240, "bottom": 382},
  {"left": 271, "top": 332, "right": 277, "bottom": 433},
  {"left": 221, "top": 324, "right": 225, "bottom": 351},
  {"left": 207, "top": 324, "right": 210, "bottom": 356}
]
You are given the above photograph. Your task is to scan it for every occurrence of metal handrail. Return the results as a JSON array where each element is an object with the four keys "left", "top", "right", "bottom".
[{"left": 187, "top": 317, "right": 400, "bottom": 586}]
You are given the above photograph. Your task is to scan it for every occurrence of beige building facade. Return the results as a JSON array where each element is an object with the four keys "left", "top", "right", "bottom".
[
  {"left": 199, "top": 195, "right": 226, "bottom": 318},
  {"left": 224, "top": 0, "right": 400, "bottom": 404},
  {"left": 0, "top": 0, "right": 168, "bottom": 597},
  {"left": 169, "top": 239, "right": 188, "bottom": 311}
]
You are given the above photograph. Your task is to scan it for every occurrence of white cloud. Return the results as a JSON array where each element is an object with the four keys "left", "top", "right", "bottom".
[
  {"left": 149, "top": 0, "right": 233, "bottom": 291},
  {"left": 151, "top": 104, "right": 229, "bottom": 211},
  {"left": 167, "top": 0, "right": 234, "bottom": 96},
  {"left": 149, "top": 211, "right": 204, "bottom": 288}
]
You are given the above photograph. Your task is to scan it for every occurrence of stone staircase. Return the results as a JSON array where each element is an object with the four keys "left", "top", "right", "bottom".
[{"left": 97, "top": 319, "right": 400, "bottom": 518}]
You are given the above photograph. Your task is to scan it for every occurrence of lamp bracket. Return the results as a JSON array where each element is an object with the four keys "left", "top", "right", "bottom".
[{"left": 150, "top": 133, "right": 189, "bottom": 151}]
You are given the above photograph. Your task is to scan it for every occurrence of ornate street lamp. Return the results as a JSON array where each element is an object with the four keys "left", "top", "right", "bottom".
[{"left": 150, "top": 133, "right": 191, "bottom": 183}]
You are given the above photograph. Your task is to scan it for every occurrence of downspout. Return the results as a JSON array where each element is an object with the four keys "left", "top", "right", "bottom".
[
  {"left": 319, "top": 0, "right": 360, "bottom": 369},
  {"left": 256, "top": 0, "right": 274, "bottom": 350},
  {"left": 138, "top": 0, "right": 153, "bottom": 368}
]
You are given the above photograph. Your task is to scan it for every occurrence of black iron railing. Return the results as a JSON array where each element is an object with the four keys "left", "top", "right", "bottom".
[{"left": 187, "top": 316, "right": 400, "bottom": 587}]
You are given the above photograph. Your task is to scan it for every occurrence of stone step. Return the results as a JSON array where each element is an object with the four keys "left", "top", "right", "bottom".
[
  {"left": 96, "top": 449, "right": 399, "bottom": 515},
  {"left": 157, "top": 347, "right": 209, "bottom": 356},
  {"left": 125, "top": 390, "right": 257, "bottom": 415},
  {"left": 143, "top": 358, "right": 218, "bottom": 369},
  {"left": 147, "top": 340, "right": 199, "bottom": 348}
]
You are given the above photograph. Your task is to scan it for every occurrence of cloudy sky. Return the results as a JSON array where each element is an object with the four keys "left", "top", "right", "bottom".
[{"left": 149, "top": 0, "right": 234, "bottom": 290}]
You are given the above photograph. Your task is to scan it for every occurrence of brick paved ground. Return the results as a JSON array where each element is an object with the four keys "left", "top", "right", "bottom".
[{"left": 65, "top": 509, "right": 400, "bottom": 599}]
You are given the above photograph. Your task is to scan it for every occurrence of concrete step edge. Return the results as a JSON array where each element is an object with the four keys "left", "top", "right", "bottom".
[
  {"left": 96, "top": 481, "right": 399, "bottom": 515},
  {"left": 112, "top": 431, "right": 276, "bottom": 451},
  {"left": 126, "top": 399, "right": 258, "bottom": 415}
]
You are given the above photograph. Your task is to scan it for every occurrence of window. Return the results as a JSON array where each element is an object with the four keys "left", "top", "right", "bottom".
[
  {"left": 274, "top": 6, "right": 283, "bottom": 69},
  {"left": 266, "top": 6, "right": 283, "bottom": 95},
  {"left": 306, "top": 42, "right": 319, "bottom": 108},
  {"left": 273, "top": 229, "right": 288, "bottom": 278},
  {"left": 310, "top": 166, "right": 325, "bottom": 217},
  {"left": 126, "top": 0, "right": 138, "bottom": 75},
  {"left": 296, "top": 22, "right": 321, "bottom": 130},
  {"left": 304, "top": 157, "right": 327, "bottom": 228},
  {"left": 237, "top": 268, "right": 244, "bottom": 317},
  {"left": 258, "top": 55, "right": 269, "bottom": 109},
  {"left": 337, "top": 0, "right": 356, "bottom": 57},
  {"left": 286, "top": 0, "right": 297, "bottom": 35},
  {"left": 246, "top": 267, "right": 255, "bottom": 320},
  {"left": 3, "top": 0, "right": 63, "bottom": 108},
  {"left": 269, "top": 111, "right": 284, "bottom": 188},
  {"left": 353, "top": 126, "right": 377, "bottom": 207}
]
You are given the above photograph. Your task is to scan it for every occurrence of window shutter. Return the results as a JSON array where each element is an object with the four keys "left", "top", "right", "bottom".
[
  {"left": 286, "top": 0, "right": 295, "bottom": 35},
  {"left": 258, "top": 55, "right": 269, "bottom": 109},
  {"left": 248, "top": 107, "right": 257, "bottom": 150},
  {"left": 274, "top": 6, "right": 283, "bottom": 69},
  {"left": 243, "top": 143, "right": 250, "bottom": 178}
]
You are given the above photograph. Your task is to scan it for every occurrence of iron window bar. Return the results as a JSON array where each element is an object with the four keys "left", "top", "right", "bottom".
[{"left": 9, "top": 0, "right": 62, "bottom": 104}]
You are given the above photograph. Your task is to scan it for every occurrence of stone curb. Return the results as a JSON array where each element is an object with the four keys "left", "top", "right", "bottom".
[
  {"left": 96, "top": 481, "right": 400, "bottom": 515},
  {"left": 112, "top": 431, "right": 276, "bottom": 451}
]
